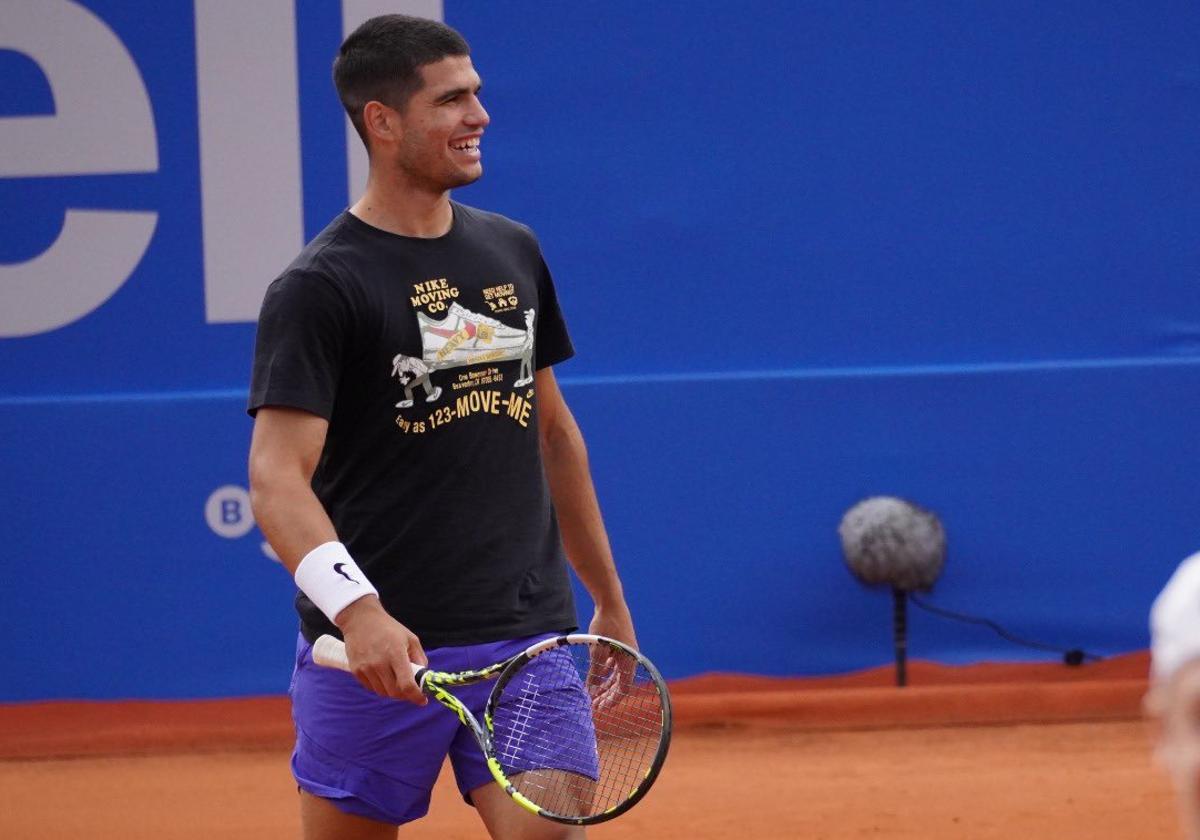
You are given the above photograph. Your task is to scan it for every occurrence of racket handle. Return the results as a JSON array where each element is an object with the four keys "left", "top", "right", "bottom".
[
  {"left": 313, "top": 634, "right": 351, "bottom": 671},
  {"left": 311, "top": 634, "right": 425, "bottom": 678}
]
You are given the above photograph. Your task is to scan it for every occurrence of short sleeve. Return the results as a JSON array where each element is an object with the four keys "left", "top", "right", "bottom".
[
  {"left": 534, "top": 252, "right": 575, "bottom": 370},
  {"left": 247, "top": 270, "right": 350, "bottom": 418}
]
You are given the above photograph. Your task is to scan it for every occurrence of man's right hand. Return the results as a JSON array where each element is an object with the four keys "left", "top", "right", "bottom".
[{"left": 333, "top": 596, "right": 428, "bottom": 705}]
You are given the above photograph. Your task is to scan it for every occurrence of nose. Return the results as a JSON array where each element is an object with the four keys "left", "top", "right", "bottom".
[{"left": 466, "top": 95, "right": 489, "bottom": 129}]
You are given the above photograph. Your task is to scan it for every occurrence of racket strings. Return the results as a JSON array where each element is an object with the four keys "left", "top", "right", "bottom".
[{"left": 491, "top": 642, "right": 666, "bottom": 820}]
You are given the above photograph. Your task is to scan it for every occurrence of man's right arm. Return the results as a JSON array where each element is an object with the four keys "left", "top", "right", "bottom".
[{"left": 248, "top": 405, "right": 426, "bottom": 704}]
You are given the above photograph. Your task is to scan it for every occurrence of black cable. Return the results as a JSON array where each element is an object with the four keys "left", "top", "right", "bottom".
[{"left": 907, "top": 591, "right": 1102, "bottom": 666}]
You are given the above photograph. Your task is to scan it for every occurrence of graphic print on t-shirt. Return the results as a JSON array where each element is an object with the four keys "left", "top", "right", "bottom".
[
  {"left": 482, "top": 283, "right": 520, "bottom": 313},
  {"left": 390, "top": 354, "right": 442, "bottom": 408},
  {"left": 417, "top": 303, "right": 534, "bottom": 386},
  {"left": 391, "top": 303, "right": 537, "bottom": 434}
]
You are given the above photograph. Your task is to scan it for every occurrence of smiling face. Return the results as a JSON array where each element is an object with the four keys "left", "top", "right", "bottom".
[{"left": 381, "top": 55, "right": 489, "bottom": 194}]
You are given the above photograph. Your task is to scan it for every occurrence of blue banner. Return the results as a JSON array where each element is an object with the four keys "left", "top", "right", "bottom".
[{"left": 2, "top": 1, "right": 1198, "bottom": 700}]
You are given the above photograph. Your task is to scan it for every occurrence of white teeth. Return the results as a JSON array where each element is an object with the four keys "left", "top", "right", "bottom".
[{"left": 451, "top": 139, "right": 480, "bottom": 151}]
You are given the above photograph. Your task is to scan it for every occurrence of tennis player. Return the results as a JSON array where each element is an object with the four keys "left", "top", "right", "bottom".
[
  {"left": 247, "top": 15, "right": 636, "bottom": 840},
  {"left": 1149, "top": 552, "right": 1200, "bottom": 840}
]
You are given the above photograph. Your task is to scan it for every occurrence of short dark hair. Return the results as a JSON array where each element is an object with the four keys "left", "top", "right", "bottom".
[{"left": 333, "top": 15, "right": 470, "bottom": 147}]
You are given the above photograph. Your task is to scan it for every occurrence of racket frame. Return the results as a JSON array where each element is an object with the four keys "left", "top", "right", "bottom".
[{"left": 315, "top": 632, "right": 672, "bottom": 825}]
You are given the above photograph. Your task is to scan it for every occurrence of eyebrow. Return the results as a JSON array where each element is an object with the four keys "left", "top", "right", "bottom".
[{"left": 432, "top": 80, "right": 483, "bottom": 104}]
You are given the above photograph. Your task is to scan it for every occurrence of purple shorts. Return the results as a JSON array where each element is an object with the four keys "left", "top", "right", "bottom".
[{"left": 289, "top": 631, "right": 581, "bottom": 826}]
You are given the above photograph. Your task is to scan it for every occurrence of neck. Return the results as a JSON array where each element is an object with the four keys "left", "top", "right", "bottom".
[{"left": 350, "top": 168, "right": 453, "bottom": 238}]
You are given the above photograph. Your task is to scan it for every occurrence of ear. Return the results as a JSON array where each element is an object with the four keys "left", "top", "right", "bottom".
[{"left": 362, "top": 100, "right": 401, "bottom": 148}]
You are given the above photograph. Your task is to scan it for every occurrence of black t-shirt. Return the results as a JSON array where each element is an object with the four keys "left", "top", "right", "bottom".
[{"left": 248, "top": 202, "right": 578, "bottom": 648}]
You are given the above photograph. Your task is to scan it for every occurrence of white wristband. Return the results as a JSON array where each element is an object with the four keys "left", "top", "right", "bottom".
[{"left": 294, "top": 541, "right": 379, "bottom": 624}]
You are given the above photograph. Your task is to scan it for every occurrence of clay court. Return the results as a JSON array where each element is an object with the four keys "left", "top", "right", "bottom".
[{"left": 1, "top": 653, "right": 1177, "bottom": 839}]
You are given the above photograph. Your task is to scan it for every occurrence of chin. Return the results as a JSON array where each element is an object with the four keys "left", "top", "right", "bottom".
[{"left": 449, "top": 165, "right": 483, "bottom": 188}]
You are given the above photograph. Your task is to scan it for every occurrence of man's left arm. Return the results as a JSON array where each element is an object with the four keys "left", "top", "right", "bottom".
[{"left": 536, "top": 367, "right": 638, "bottom": 649}]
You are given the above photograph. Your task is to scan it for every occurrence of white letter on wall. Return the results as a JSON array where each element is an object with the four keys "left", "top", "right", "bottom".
[
  {"left": 0, "top": 0, "right": 158, "bottom": 338},
  {"left": 195, "top": 0, "right": 304, "bottom": 323}
]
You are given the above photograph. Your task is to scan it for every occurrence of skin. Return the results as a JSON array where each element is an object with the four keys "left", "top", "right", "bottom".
[
  {"left": 351, "top": 54, "right": 489, "bottom": 238},
  {"left": 1150, "top": 661, "right": 1200, "bottom": 840},
  {"left": 249, "top": 54, "right": 632, "bottom": 840}
]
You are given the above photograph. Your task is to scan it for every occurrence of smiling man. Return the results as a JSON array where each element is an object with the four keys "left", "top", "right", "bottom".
[{"left": 246, "top": 15, "right": 637, "bottom": 840}]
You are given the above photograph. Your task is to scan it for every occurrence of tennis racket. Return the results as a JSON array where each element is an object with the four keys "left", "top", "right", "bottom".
[{"left": 312, "top": 632, "right": 672, "bottom": 826}]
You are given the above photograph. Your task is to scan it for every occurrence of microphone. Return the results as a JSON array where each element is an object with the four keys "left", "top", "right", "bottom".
[{"left": 838, "top": 496, "right": 946, "bottom": 686}]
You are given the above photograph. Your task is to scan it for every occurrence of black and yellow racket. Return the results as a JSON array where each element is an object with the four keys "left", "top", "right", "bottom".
[{"left": 313, "top": 632, "right": 671, "bottom": 825}]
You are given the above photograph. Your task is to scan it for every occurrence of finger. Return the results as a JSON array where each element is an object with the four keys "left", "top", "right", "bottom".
[
  {"left": 596, "top": 652, "right": 638, "bottom": 712},
  {"left": 590, "top": 647, "right": 615, "bottom": 681},
  {"left": 352, "top": 666, "right": 386, "bottom": 698},
  {"left": 594, "top": 680, "right": 621, "bottom": 712},
  {"left": 584, "top": 648, "right": 600, "bottom": 690},
  {"left": 373, "top": 662, "right": 402, "bottom": 699},
  {"left": 385, "top": 643, "right": 424, "bottom": 705},
  {"left": 408, "top": 638, "right": 429, "bottom": 669},
  {"left": 595, "top": 661, "right": 626, "bottom": 710},
  {"left": 588, "top": 651, "right": 620, "bottom": 707},
  {"left": 619, "top": 651, "right": 637, "bottom": 690},
  {"left": 585, "top": 649, "right": 609, "bottom": 698},
  {"left": 404, "top": 638, "right": 429, "bottom": 705},
  {"left": 372, "top": 659, "right": 405, "bottom": 698},
  {"left": 349, "top": 646, "right": 399, "bottom": 698},
  {"left": 392, "top": 659, "right": 427, "bottom": 706},
  {"left": 344, "top": 646, "right": 380, "bottom": 696}
]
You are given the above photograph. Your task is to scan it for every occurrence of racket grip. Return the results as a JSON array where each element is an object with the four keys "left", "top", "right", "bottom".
[
  {"left": 311, "top": 634, "right": 425, "bottom": 678},
  {"left": 312, "top": 635, "right": 350, "bottom": 670}
]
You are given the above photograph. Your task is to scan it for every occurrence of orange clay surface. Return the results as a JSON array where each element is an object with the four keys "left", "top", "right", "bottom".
[{"left": 0, "top": 651, "right": 1179, "bottom": 839}]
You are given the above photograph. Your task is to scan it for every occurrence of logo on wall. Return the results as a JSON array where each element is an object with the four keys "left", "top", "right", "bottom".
[
  {"left": 3, "top": 1, "right": 432, "bottom": 338},
  {"left": 204, "top": 484, "right": 278, "bottom": 562}
]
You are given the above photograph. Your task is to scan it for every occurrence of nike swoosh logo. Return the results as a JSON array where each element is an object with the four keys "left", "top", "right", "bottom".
[{"left": 332, "top": 562, "right": 359, "bottom": 584}]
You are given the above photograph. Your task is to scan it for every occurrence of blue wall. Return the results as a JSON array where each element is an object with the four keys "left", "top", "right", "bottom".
[{"left": 2, "top": 1, "right": 1198, "bottom": 700}]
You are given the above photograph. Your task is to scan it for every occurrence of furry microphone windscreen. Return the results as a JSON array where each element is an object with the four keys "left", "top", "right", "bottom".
[{"left": 838, "top": 496, "right": 946, "bottom": 592}]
